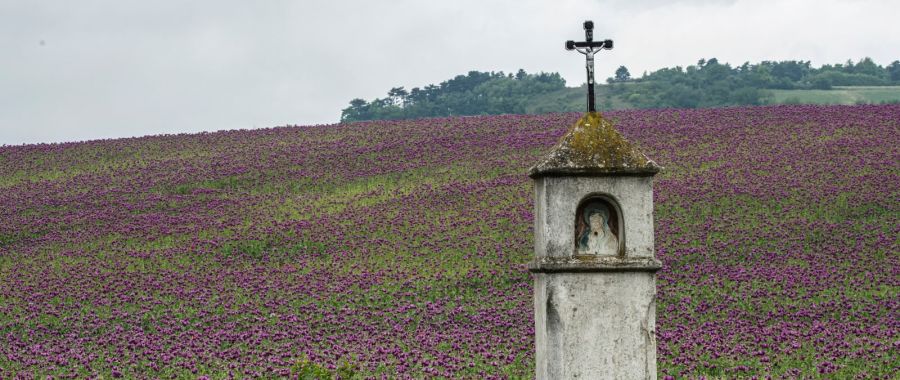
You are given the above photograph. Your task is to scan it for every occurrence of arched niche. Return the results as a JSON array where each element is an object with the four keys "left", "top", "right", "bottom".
[{"left": 574, "top": 195, "right": 624, "bottom": 257}]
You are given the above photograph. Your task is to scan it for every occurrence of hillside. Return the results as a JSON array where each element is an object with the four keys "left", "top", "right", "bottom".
[
  {"left": 771, "top": 85, "right": 900, "bottom": 105},
  {"left": 0, "top": 105, "right": 898, "bottom": 378},
  {"left": 529, "top": 84, "right": 900, "bottom": 113},
  {"left": 342, "top": 59, "right": 900, "bottom": 122}
]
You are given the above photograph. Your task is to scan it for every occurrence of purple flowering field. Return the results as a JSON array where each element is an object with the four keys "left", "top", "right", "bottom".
[{"left": 0, "top": 104, "right": 898, "bottom": 379}]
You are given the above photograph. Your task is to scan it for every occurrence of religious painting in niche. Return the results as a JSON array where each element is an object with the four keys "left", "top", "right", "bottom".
[{"left": 575, "top": 198, "right": 620, "bottom": 256}]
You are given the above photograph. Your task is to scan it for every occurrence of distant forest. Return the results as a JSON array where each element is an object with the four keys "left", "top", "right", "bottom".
[{"left": 340, "top": 58, "right": 900, "bottom": 122}]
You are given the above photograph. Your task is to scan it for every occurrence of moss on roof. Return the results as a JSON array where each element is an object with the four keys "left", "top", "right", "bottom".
[{"left": 529, "top": 112, "right": 660, "bottom": 178}]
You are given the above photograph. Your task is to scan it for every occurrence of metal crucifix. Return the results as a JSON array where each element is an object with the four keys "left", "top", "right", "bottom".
[{"left": 566, "top": 21, "right": 613, "bottom": 113}]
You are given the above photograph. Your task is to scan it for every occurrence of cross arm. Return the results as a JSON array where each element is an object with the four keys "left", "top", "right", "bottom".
[{"left": 566, "top": 40, "right": 613, "bottom": 50}]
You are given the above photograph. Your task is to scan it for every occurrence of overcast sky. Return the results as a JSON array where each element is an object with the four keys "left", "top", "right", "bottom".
[{"left": 2, "top": 0, "right": 898, "bottom": 145}]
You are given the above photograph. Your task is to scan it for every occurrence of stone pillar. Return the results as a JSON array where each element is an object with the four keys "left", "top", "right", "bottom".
[{"left": 528, "top": 112, "right": 661, "bottom": 379}]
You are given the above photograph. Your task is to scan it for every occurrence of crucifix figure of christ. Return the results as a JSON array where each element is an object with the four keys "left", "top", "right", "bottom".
[{"left": 566, "top": 21, "right": 613, "bottom": 113}]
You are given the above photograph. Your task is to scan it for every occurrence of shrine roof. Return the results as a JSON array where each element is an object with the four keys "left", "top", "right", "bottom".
[{"left": 528, "top": 112, "right": 661, "bottom": 178}]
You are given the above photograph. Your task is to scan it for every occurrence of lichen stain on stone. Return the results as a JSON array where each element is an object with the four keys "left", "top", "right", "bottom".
[
  {"left": 529, "top": 112, "right": 661, "bottom": 177},
  {"left": 570, "top": 113, "right": 640, "bottom": 164},
  {"left": 642, "top": 285, "right": 657, "bottom": 375}
]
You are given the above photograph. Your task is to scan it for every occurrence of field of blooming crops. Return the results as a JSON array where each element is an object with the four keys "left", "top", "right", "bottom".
[{"left": 0, "top": 104, "right": 897, "bottom": 379}]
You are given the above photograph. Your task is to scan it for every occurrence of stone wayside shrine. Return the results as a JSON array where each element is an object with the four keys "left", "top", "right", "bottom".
[{"left": 528, "top": 21, "right": 662, "bottom": 379}]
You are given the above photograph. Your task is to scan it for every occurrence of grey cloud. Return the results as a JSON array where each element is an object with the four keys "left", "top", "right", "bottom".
[{"left": 0, "top": 0, "right": 897, "bottom": 145}]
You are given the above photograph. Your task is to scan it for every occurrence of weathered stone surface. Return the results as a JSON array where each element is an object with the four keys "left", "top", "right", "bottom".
[
  {"left": 529, "top": 113, "right": 660, "bottom": 379},
  {"left": 534, "top": 272, "right": 657, "bottom": 379},
  {"left": 532, "top": 176, "right": 656, "bottom": 262},
  {"left": 529, "top": 112, "right": 660, "bottom": 178},
  {"left": 528, "top": 255, "right": 661, "bottom": 273}
]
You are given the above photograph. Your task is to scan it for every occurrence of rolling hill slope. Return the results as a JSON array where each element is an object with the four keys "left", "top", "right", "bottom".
[{"left": 0, "top": 105, "right": 897, "bottom": 378}]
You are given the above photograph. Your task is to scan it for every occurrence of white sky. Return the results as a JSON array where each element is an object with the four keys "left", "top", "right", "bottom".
[{"left": 2, "top": 0, "right": 898, "bottom": 145}]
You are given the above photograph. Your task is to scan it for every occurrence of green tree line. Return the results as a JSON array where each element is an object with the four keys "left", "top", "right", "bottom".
[
  {"left": 611, "top": 57, "right": 900, "bottom": 109},
  {"left": 341, "top": 58, "right": 900, "bottom": 122},
  {"left": 341, "top": 70, "right": 566, "bottom": 122}
]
